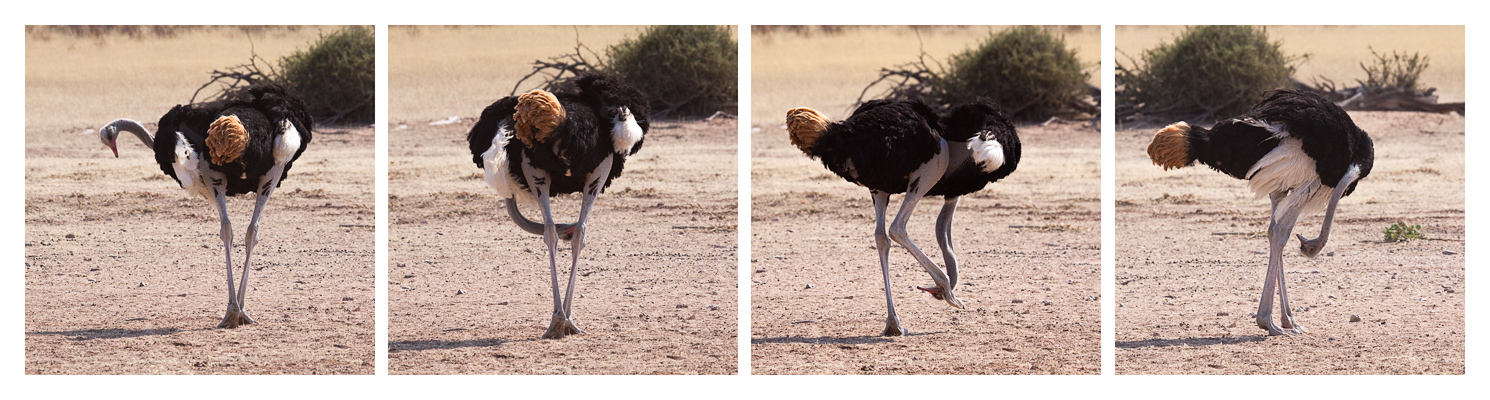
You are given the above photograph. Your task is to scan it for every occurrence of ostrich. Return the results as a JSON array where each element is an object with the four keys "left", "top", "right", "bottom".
[
  {"left": 467, "top": 74, "right": 649, "bottom": 339},
  {"left": 97, "top": 84, "right": 312, "bottom": 328},
  {"left": 1147, "top": 89, "right": 1373, "bottom": 335},
  {"left": 786, "top": 98, "right": 1021, "bottom": 336}
]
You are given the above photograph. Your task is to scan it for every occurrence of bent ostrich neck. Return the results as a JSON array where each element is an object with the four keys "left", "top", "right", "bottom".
[{"left": 108, "top": 118, "right": 156, "bottom": 148}]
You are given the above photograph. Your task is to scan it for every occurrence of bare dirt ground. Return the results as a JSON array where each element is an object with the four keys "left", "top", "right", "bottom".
[
  {"left": 749, "top": 25, "right": 1101, "bottom": 375},
  {"left": 750, "top": 122, "right": 1101, "bottom": 375},
  {"left": 386, "top": 120, "right": 738, "bottom": 375},
  {"left": 24, "top": 26, "right": 375, "bottom": 375},
  {"left": 1114, "top": 111, "right": 1465, "bottom": 374}
]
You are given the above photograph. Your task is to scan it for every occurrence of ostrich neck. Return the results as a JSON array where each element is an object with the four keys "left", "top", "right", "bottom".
[{"left": 111, "top": 119, "right": 155, "bottom": 148}]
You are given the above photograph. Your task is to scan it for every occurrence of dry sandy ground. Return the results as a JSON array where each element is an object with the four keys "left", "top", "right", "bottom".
[
  {"left": 387, "top": 120, "right": 738, "bottom": 375},
  {"left": 750, "top": 122, "right": 1101, "bottom": 375},
  {"left": 24, "top": 27, "right": 375, "bottom": 375},
  {"left": 1114, "top": 111, "right": 1465, "bottom": 374}
]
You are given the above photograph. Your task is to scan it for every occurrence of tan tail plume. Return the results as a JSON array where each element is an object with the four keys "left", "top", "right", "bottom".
[
  {"left": 786, "top": 107, "right": 829, "bottom": 154},
  {"left": 515, "top": 90, "right": 565, "bottom": 148},
  {"left": 207, "top": 115, "right": 249, "bottom": 165},
  {"left": 1148, "top": 122, "right": 1195, "bottom": 170}
]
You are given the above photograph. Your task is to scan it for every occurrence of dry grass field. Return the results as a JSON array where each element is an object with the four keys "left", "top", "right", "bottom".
[
  {"left": 751, "top": 26, "right": 1101, "bottom": 375},
  {"left": 1115, "top": 26, "right": 1464, "bottom": 374},
  {"left": 1116, "top": 26, "right": 1465, "bottom": 103},
  {"left": 387, "top": 26, "right": 738, "bottom": 375},
  {"left": 25, "top": 26, "right": 375, "bottom": 375}
]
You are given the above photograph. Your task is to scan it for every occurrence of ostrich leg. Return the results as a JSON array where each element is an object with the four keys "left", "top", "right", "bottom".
[
  {"left": 521, "top": 160, "right": 581, "bottom": 339},
  {"left": 1297, "top": 166, "right": 1361, "bottom": 257},
  {"left": 871, "top": 190, "right": 905, "bottom": 336},
  {"left": 1257, "top": 188, "right": 1308, "bottom": 335},
  {"left": 210, "top": 185, "right": 253, "bottom": 328},
  {"left": 890, "top": 142, "right": 962, "bottom": 309},
  {"left": 558, "top": 155, "right": 614, "bottom": 330},
  {"left": 225, "top": 165, "right": 287, "bottom": 328},
  {"left": 933, "top": 196, "right": 961, "bottom": 291}
]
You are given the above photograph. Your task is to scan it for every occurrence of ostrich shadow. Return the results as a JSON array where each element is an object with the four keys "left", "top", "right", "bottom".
[
  {"left": 1115, "top": 335, "right": 1268, "bottom": 349},
  {"left": 26, "top": 327, "right": 185, "bottom": 341},
  {"left": 752, "top": 331, "right": 946, "bottom": 346},
  {"left": 389, "top": 338, "right": 523, "bottom": 352}
]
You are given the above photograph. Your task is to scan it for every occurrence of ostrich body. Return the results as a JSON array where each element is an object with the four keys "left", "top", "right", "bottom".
[
  {"left": 98, "top": 84, "right": 312, "bottom": 328},
  {"left": 467, "top": 75, "right": 649, "bottom": 339},
  {"left": 1147, "top": 89, "right": 1374, "bottom": 335},
  {"left": 786, "top": 98, "right": 1021, "bottom": 336}
]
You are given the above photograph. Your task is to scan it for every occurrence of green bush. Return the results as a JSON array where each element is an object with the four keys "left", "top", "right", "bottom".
[
  {"left": 604, "top": 25, "right": 737, "bottom": 118},
  {"left": 276, "top": 26, "right": 375, "bottom": 124},
  {"left": 1118, "top": 26, "right": 1300, "bottom": 120},
  {"left": 931, "top": 26, "right": 1090, "bottom": 121},
  {"left": 1382, "top": 222, "right": 1423, "bottom": 242}
]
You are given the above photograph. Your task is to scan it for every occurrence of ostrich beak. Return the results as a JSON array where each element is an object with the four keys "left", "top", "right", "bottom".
[{"left": 109, "top": 139, "right": 119, "bottom": 158}]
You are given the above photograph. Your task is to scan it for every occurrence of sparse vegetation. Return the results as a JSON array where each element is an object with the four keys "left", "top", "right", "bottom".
[
  {"left": 1361, "top": 47, "right": 1430, "bottom": 90},
  {"left": 277, "top": 26, "right": 376, "bottom": 124},
  {"left": 1383, "top": 222, "right": 1424, "bottom": 242},
  {"left": 857, "top": 26, "right": 1095, "bottom": 122},
  {"left": 607, "top": 25, "right": 737, "bottom": 118},
  {"left": 513, "top": 25, "right": 738, "bottom": 119},
  {"left": 194, "top": 26, "right": 375, "bottom": 125},
  {"left": 1117, "top": 25, "right": 1301, "bottom": 121},
  {"left": 1305, "top": 47, "right": 1462, "bottom": 114}
]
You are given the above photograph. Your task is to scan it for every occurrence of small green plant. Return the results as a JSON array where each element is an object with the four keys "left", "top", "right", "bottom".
[
  {"left": 1117, "top": 25, "right": 1302, "bottom": 121},
  {"left": 1382, "top": 222, "right": 1423, "bottom": 242}
]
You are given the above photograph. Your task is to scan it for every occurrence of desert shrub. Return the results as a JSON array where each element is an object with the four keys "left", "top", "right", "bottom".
[
  {"left": 1117, "top": 25, "right": 1300, "bottom": 120},
  {"left": 276, "top": 25, "right": 376, "bottom": 124},
  {"left": 605, "top": 25, "right": 737, "bottom": 118},
  {"left": 856, "top": 26, "right": 1093, "bottom": 122},
  {"left": 1361, "top": 47, "right": 1429, "bottom": 90},
  {"left": 931, "top": 26, "right": 1090, "bottom": 121},
  {"left": 1382, "top": 222, "right": 1423, "bottom": 242}
]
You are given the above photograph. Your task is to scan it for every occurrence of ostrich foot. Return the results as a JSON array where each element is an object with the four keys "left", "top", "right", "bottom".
[
  {"left": 1256, "top": 316, "right": 1305, "bottom": 336},
  {"left": 883, "top": 316, "right": 906, "bottom": 337},
  {"left": 217, "top": 305, "right": 258, "bottom": 329},
  {"left": 916, "top": 284, "right": 966, "bottom": 309},
  {"left": 1296, "top": 234, "right": 1325, "bottom": 258},
  {"left": 1280, "top": 315, "right": 1309, "bottom": 333},
  {"left": 540, "top": 311, "right": 586, "bottom": 339}
]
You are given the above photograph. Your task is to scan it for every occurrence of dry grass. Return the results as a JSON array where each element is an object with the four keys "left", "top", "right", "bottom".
[
  {"left": 1117, "top": 26, "right": 1465, "bottom": 102},
  {"left": 752, "top": 26, "right": 1099, "bottom": 126},
  {"left": 25, "top": 26, "right": 351, "bottom": 140}
]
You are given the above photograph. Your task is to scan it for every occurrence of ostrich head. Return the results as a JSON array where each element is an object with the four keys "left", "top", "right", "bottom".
[
  {"left": 99, "top": 124, "right": 121, "bottom": 157},
  {"left": 514, "top": 89, "right": 565, "bottom": 148},
  {"left": 786, "top": 107, "right": 829, "bottom": 153},
  {"left": 99, "top": 119, "right": 153, "bottom": 158}
]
